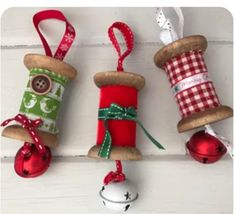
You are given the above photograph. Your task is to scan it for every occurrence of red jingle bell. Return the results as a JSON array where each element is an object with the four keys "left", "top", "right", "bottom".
[
  {"left": 14, "top": 142, "right": 51, "bottom": 178},
  {"left": 186, "top": 130, "right": 227, "bottom": 164}
]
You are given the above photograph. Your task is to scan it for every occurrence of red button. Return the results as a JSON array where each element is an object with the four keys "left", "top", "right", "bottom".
[{"left": 30, "top": 74, "right": 52, "bottom": 95}]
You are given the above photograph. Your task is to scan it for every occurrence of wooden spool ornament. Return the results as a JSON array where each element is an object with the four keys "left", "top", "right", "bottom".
[
  {"left": 88, "top": 71, "right": 145, "bottom": 160},
  {"left": 1, "top": 10, "right": 77, "bottom": 177},
  {"left": 87, "top": 22, "right": 145, "bottom": 161},
  {"left": 88, "top": 22, "right": 164, "bottom": 161},
  {"left": 154, "top": 34, "right": 233, "bottom": 163},
  {"left": 154, "top": 35, "right": 233, "bottom": 133},
  {"left": 88, "top": 22, "right": 164, "bottom": 212}
]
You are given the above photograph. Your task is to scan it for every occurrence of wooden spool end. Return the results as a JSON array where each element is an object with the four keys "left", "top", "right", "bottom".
[
  {"left": 153, "top": 35, "right": 233, "bottom": 132},
  {"left": 177, "top": 105, "right": 233, "bottom": 132},
  {"left": 2, "top": 125, "right": 58, "bottom": 148},
  {"left": 24, "top": 54, "right": 77, "bottom": 80},
  {"left": 154, "top": 35, "right": 207, "bottom": 69},
  {"left": 87, "top": 145, "right": 142, "bottom": 160},
  {"left": 89, "top": 71, "right": 145, "bottom": 160},
  {"left": 94, "top": 71, "right": 145, "bottom": 91}
]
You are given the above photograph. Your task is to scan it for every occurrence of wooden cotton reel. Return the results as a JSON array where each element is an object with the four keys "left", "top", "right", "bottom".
[
  {"left": 88, "top": 22, "right": 164, "bottom": 211},
  {"left": 88, "top": 71, "right": 145, "bottom": 160},
  {"left": 88, "top": 22, "right": 146, "bottom": 161},
  {"left": 2, "top": 54, "right": 77, "bottom": 147},
  {"left": 154, "top": 35, "right": 233, "bottom": 132},
  {"left": 88, "top": 22, "right": 164, "bottom": 161},
  {"left": 1, "top": 10, "right": 77, "bottom": 177}
]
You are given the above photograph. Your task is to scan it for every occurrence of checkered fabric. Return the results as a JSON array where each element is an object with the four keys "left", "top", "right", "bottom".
[{"left": 163, "top": 50, "right": 220, "bottom": 118}]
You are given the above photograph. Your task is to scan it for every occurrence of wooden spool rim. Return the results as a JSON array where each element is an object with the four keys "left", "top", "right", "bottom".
[
  {"left": 87, "top": 145, "right": 142, "bottom": 160},
  {"left": 154, "top": 35, "right": 208, "bottom": 68},
  {"left": 2, "top": 125, "right": 58, "bottom": 148},
  {"left": 177, "top": 105, "right": 233, "bottom": 132},
  {"left": 94, "top": 71, "right": 145, "bottom": 91},
  {"left": 24, "top": 53, "right": 77, "bottom": 80}
]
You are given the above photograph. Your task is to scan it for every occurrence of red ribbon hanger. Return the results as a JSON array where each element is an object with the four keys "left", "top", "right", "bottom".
[
  {"left": 108, "top": 21, "right": 134, "bottom": 71},
  {"left": 33, "top": 10, "right": 76, "bottom": 61}
]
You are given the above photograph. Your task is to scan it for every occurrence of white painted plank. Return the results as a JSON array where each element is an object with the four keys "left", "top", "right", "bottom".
[
  {"left": 1, "top": 156, "right": 233, "bottom": 214},
  {"left": 1, "top": 7, "right": 233, "bottom": 214},
  {"left": 1, "top": 7, "right": 232, "bottom": 47},
  {"left": 1, "top": 43, "right": 233, "bottom": 157}
]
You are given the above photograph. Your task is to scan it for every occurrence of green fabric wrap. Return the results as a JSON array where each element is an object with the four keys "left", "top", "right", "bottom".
[{"left": 19, "top": 68, "right": 69, "bottom": 134}]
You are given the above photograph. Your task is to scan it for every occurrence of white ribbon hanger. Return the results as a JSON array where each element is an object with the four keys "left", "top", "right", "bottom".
[
  {"left": 156, "top": 8, "right": 233, "bottom": 159},
  {"left": 156, "top": 7, "right": 184, "bottom": 45}
]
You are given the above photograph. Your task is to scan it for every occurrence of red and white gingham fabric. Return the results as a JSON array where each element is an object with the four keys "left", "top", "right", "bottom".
[{"left": 163, "top": 50, "right": 220, "bottom": 118}]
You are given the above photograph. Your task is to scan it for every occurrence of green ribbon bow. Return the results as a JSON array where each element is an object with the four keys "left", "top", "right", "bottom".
[{"left": 98, "top": 103, "right": 165, "bottom": 159}]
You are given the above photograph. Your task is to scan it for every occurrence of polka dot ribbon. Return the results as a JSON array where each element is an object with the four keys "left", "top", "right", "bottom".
[
  {"left": 33, "top": 10, "right": 76, "bottom": 61},
  {"left": 108, "top": 22, "right": 134, "bottom": 71},
  {"left": 1, "top": 114, "right": 47, "bottom": 154},
  {"left": 104, "top": 160, "right": 126, "bottom": 185},
  {"left": 156, "top": 7, "right": 184, "bottom": 45}
]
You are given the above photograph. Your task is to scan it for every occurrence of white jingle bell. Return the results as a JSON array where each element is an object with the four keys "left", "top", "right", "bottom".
[{"left": 99, "top": 179, "right": 138, "bottom": 212}]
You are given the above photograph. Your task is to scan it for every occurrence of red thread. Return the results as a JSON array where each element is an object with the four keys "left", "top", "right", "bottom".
[
  {"left": 33, "top": 10, "right": 75, "bottom": 61},
  {"left": 163, "top": 50, "right": 220, "bottom": 118},
  {"left": 1, "top": 114, "right": 46, "bottom": 154},
  {"left": 104, "top": 160, "right": 126, "bottom": 185},
  {"left": 108, "top": 22, "right": 134, "bottom": 71},
  {"left": 97, "top": 85, "right": 138, "bottom": 148}
]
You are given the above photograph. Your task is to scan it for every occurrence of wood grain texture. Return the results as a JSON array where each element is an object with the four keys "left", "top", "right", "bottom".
[
  {"left": 1, "top": 44, "right": 233, "bottom": 157},
  {"left": 1, "top": 156, "right": 233, "bottom": 214},
  {"left": 1, "top": 7, "right": 233, "bottom": 214}
]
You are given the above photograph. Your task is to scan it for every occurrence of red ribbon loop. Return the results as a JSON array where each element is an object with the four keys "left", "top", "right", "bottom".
[
  {"left": 108, "top": 22, "right": 134, "bottom": 71},
  {"left": 1, "top": 114, "right": 46, "bottom": 154},
  {"left": 33, "top": 10, "right": 76, "bottom": 61},
  {"left": 103, "top": 160, "right": 126, "bottom": 185}
]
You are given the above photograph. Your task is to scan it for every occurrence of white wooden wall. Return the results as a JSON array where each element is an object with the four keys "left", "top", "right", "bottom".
[{"left": 1, "top": 7, "right": 233, "bottom": 214}]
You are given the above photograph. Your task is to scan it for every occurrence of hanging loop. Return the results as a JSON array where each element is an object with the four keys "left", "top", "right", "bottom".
[
  {"left": 156, "top": 7, "right": 184, "bottom": 44},
  {"left": 108, "top": 22, "right": 134, "bottom": 71},
  {"left": 33, "top": 10, "right": 76, "bottom": 61}
]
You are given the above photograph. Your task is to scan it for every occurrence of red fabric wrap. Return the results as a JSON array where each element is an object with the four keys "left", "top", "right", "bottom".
[
  {"left": 163, "top": 50, "right": 220, "bottom": 118},
  {"left": 96, "top": 85, "right": 138, "bottom": 147}
]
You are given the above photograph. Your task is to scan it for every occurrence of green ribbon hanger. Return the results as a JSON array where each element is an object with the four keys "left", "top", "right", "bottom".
[{"left": 98, "top": 103, "right": 165, "bottom": 159}]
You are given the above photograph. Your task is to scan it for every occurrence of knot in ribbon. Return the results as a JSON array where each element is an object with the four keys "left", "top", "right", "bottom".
[
  {"left": 103, "top": 104, "right": 137, "bottom": 121},
  {"left": 104, "top": 171, "right": 126, "bottom": 185},
  {"left": 98, "top": 103, "right": 165, "bottom": 159},
  {"left": 1, "top": 114, "right": 47, "bottom": 154},
  {"left": 103, "top": 160, "right": 126, "bottom": 185}
]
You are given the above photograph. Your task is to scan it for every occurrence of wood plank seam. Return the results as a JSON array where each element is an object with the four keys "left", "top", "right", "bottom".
[{"left": 1, "top": 40, "right": 233, "bottom": 50}]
